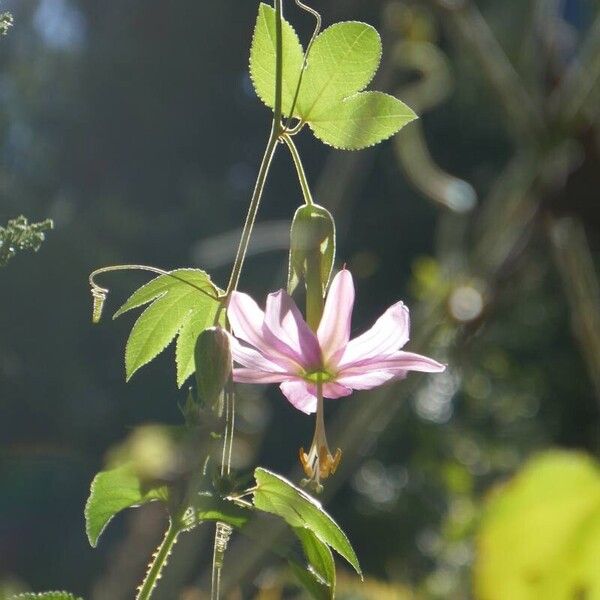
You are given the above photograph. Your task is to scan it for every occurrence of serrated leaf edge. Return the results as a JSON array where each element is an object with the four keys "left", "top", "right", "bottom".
[
  {"left": 10, "top": 593, "right": 82, "bottom": 600},
  {"left": 249, "top": 2, "right": 304, "bottom": 117},
  {"left": 299, "top": 20, "right": 382, "bottom": 122},
  {"left": 84, "top": 468, "right": 165, "bottom": 547},
  {"left": 85, "top": 470, "right": 112, "bottom": 547},
  {"left": 254, "top": 468, "right": 362, "bottom": 576},
  {"left": 308, "top": 91, "right": 418, "bottom": 151},
  {"left": 113, "top": 268, "right": 218, "bottom": 319},
  {"left": 124, "top": 300, "right": 195, "bottom": 382}
]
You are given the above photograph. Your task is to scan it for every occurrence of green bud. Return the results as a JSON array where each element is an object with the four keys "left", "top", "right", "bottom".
[
  {"left": 194, "top": 327, "right": 232, "bottom": 414},
  {"left": 288, "top": 204, "right": 336, "bottom": 330}
]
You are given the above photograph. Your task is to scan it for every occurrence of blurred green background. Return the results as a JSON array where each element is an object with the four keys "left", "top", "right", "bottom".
[{"left": 1, "top": 0, "right": 599, "bottom": 598}]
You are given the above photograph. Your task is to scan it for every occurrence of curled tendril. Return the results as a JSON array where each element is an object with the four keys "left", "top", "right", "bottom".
[
  {"left": 283, "top": 0, "right": 322, "bottom": 134},
  {"left": 88, "top": 264, "right": 221, "bottom": 324}
]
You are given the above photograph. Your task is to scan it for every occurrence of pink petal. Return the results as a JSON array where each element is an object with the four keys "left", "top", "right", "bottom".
[
  {"left": 234, "top": 368, "right": 296, "bottom": 384},
  {"left": 263, "top": 290, "right": 321, "bottom": 369},
  {"left": 322, "top": 381, "right": 353, "bottom": 399},
  {"left": 228, "top": 334, "right": 292, "bottom": 374},
  {"left": 228, "top": 291, "right": 300, "bottom": 371},
  {"left": 336, "top": 370, "right": 405, "bottom": 390},
  {"left": 341, "top": 351, "right": 446, "bottom": 374},
  {"left": 336, "top": 351, "right": 445, "bottom": 390},
  {"left": 227, "top": 291, "right": 269, "bottom": 353},
  {"left": 280, "top": 380, "right": 318, "bottom": 414},
  {"left": 317, "top": 269, "right": 355, "bottom": 363},
  {"left": 337, "top": 301, "right": 410, "bottom": 368}
]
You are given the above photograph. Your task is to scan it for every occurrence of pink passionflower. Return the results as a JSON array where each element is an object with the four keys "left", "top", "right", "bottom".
[{"left": 227, "top": 269, "right": 445, "bottom": 415}]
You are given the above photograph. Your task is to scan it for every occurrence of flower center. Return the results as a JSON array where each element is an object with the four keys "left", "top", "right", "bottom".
[{"left": 303, "top": 369, "right": 334, "bottom": 384}]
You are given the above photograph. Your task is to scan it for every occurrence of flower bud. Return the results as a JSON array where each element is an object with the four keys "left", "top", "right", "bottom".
[
  {"left": 194, "top": 326, "right": 232, "bottom": 413},
  {"left": 288, "top": 204, "right": 336, "bottom": 330}
]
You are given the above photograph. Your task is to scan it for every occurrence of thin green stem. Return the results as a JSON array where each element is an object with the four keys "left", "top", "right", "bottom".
[
  {"left": 281, "top": 133, "right": 314, "bottom": 206},
  {"left": 210, "top": 4, "right": 285, "bottom": 599},
  {"left": 225, "top": 127, "right": 279, "bottom": 296},
  {"left": 284, "top": 0, "right": 321, "bottom": 131},
  {"left": 136, "top": 519, "right": 181, "bottom": 600},
  {"left": 224, "top": 0, "right": 284, "bottom": 297}
]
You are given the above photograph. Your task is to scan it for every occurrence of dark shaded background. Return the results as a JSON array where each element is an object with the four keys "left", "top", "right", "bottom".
[{"left": 1, "top": 0, "right": 599, "bottom": 597}]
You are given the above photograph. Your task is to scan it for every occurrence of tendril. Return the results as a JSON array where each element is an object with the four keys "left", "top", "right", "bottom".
[
  {"left": 283, "top": 0, "right": 322, "bottom": 133},
  {"left": 88, "top": 264, "right": 221, "bottom": 323}
]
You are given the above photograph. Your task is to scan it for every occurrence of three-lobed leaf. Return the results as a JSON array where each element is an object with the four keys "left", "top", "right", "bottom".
[
  {"left": 252, "top": 468, "right": 361, "bottom": 576},
  {"left": 249, "top": 3, "right": 304, "bottom": 117},
  {"left": 248, "top": 4, "right": 416, "bottom": 150},
  {"left": 309, "top": 91, "right": 417, "bottom": 150},
  {"left": 296, "top": 22, "right": 381, "bottom": 121},
  {"left": 85, "top": 465, "right": 168, "bottom": 547},
  {"left": 113, "top": 269, "right": 222, "bottom": 387}
]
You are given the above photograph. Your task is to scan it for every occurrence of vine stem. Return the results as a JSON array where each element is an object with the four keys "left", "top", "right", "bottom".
[
  {"left": 210, "top": 2, "right": 284, "bottom": 599},
  {"left": 224, "top": 0, "right": 284, "bottom": 298},
  {"left": 281, "top": 133, "right": 314, "bottom": 206},
  {"left": 136, "top": 519, "right": 181, "bottom": 600},
  {"left": 224, "top": 127, "right": 280, "bottom": 297}
]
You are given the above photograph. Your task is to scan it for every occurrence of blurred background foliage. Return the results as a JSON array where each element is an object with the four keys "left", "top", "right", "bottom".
[{"left": 0, "top": 0, "right": 599, "bottom": 598}]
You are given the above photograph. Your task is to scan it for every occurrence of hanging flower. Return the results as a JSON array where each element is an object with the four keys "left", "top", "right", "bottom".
[{"left": 226, "top": 269, "right": 445, "bottom": 487}]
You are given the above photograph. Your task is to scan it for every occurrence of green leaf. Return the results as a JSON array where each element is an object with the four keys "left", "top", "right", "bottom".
[
  {"left": 474, "top": 451, "right": 600, "bottom": 600},
  {"left": 292, "top": 527, "right": 335, "bottom": 599},
  {"left": 11, "top": 593, "right": 83, "bottom": 600},
  {"left": 252, "top": 468, "right": 361, "bottom": 576},
  {"left": 289, "top": 561, "right": 331, "bottom": 600},
  {"left": 249, "top": 3, "right": 304, "bottom": 117},
  {"left": 309, "top": 91, "right": 417, "bottom": 151},
  {"left": 113, "top": 269, "right": 222, "bottom": 386},
  {"left": 85, "top": 465, "right": 168, "bottom": 547},
  {"left": 297, "top": 22, "right": 381, "bottom": 121},
  {"left": 194, "top": 493, "right": 252, "bottom": 530}
]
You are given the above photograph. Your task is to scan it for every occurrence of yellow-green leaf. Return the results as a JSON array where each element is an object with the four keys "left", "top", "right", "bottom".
[
  {"left": 309, "top": 91, "right": 417, "bottom": 151},
  {"left": 85, "top": 465, "right": 168, "bottom": 547},
  {"left": 474, "top": 450, "right": 600, "bottom": 600},
  {"left": 113, "top": 269, "right": 222, "bottom": 386},
  {"left": 249, "top": 3, "right": 304, "bottom": 117},
  {"left": 297, "top": 21, "right": 381, "bottom": 121}
]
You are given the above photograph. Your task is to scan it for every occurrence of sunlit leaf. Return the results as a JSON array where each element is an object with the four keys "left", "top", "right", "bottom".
[
  {"left": 85, "top": 465, "right": 168, "bottom": 547},
  {"left": 194, "top": 493, "right": 252, "bottom": 530},
  {"left": 309, "top": 91, "right": 417, "bottom": 151},
  {"left": 475, "top": 451, "right": 600, "bottom": 600},
  {"left": 10, "top": 594, "right": 82, "bottom": 600},
  {"left": 249, "top": 3, "right": 304, "bottom": 117},
  {"left": 253, "top": 468, "right": 361, "bottom": 576},
  {"left": 289, "top": 560, "right": 331, "bottom": 600},
  {"left": 113, "top": 269, "right": 222, "bottom": 386},
  {"left": 291, "top": 527, "right": 335, "bottom": 599},
  {"left": 297, "top": 22, "right": 381, "bottom": 121}
]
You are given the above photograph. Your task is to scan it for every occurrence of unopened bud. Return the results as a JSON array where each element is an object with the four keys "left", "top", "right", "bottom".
[
  {"left": 288, "top": 204, "right": 336, "bottom": 330},
  {"left": 194, "top": 327, "right": 232, "bottom": 413}
]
